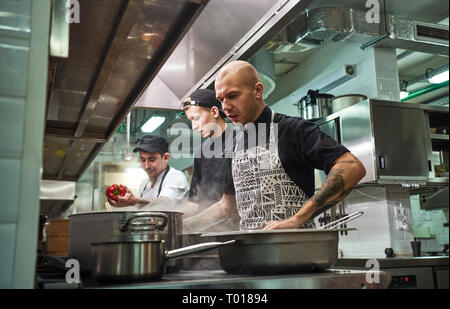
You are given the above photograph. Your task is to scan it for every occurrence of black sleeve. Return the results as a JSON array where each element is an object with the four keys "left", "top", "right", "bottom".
[
  {"left": 295, "top": 120, "right": 349, "bottom": 175},
  {"left": 223, "top": 158, "right": 235, "bottom": 195},
  {"left": 188, "top": 157, "right": 202, "bottom": 202}
]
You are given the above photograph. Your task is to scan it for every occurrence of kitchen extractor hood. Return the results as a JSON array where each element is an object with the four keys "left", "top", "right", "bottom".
[
  {"left": 43, "top": 0, "right": 208, "bottom": 182},
  {"left": 40, "top": 179, "right": 77, "bottom": 218},
  {"left": 136, "top": 0, "right": 315, "bottom": 110},
  {"left": 40, "top": 180, "right": 76, "bottom": 200}
]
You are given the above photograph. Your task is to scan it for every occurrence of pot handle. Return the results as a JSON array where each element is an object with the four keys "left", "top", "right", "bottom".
[
  {"left": 120, "top": 212, "right": 168, "bottom": 232},
  {"left": 319, "top": 211, "right": 364, "bottom": 229},
  {"left": 166, "top": 240, "right": 236, "bottom": 260}
]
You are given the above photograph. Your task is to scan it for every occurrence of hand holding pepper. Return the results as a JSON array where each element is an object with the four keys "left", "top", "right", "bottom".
[
  {"left": 105, "top": 184, "right": 126, "bottom": 202},
  {"left": 106, "top": 184, "right": 141, "bottom": 207}
]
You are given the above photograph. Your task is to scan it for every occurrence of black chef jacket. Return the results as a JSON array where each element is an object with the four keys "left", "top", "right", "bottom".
[
  {"left": 224, "top": 105, "right": 349, "bottom": 198},
  {"left": 188, "top": 125, "right": 237, "bottom": 209}
]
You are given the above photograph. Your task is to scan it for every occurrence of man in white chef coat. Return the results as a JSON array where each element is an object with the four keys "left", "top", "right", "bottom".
[{"left": 108, "top": 134, "right": 189, "bottom": 210}]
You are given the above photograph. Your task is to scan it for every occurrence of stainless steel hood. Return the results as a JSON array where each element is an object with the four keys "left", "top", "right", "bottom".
[
  {"left": 43, "top": 0, "right": 208, "bottom": 181},
  {"left": 136, "top": 0, "right": 315, "bottom": 109},
  {"left": 40, "top": 180, "right": 76, "bottom": 200},
  {"left": 40, "top": 179, "right": 76, "bottom": 218}
]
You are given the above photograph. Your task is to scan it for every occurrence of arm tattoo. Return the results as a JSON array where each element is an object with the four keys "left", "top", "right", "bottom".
[{"left": 311, "top": 169, "right": 346, "bottom": 208}]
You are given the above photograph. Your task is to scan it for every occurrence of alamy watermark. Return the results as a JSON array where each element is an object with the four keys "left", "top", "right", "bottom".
[
  {"left": 365, "top": 0, "right": 380, "bottom": 24},
  {"left": 65, "top": 258, "right": 80, "bottom": 284},
  {"left": 168, "top": 122, "right": 278, "bottom": 159},
  {"left": 365, "top": 259, "right": 380, "bottom": 284},
  {"left": 66, "top": 0, "right": 80, "bottom": 24}
]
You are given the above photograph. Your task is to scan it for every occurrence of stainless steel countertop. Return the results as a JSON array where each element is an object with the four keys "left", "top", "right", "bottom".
[
  {"left": 335, "top": 256, "right": 449, "bottom": 269},
  {"left": 83, "top": 269, "right": 391, "bottom": 289}
]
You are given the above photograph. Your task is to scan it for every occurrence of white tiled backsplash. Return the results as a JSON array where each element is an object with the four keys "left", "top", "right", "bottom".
[
  {"left": 410, "top": 194, "right": 449, "bottom": 248},
  {"left": 337, "top": 186, "right": 415, "bottom": 258}
]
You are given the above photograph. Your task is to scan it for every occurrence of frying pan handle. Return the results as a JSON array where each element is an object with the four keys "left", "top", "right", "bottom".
[
  {"left": 319, "top": 211, "right": 364, "bottom": 229},
  {"left": 120, "top": 212, "right": 168, "bottom": 232},
  {"left": 166, "top": 240, "right": 236, "bottom": 260}
]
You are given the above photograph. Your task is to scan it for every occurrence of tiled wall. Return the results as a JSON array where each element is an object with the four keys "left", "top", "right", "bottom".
[
  {"left": 0, "top": 0, "right": 50, "bottom": 288},
  {"left": 337, "top": 186, "right": 414, "bottom": 258},
  {"left": 410, "top": 194, "right": 449, "bottom": 249}
]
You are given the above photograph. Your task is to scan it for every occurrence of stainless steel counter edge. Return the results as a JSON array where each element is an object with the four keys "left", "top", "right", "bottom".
[
  {"left": 83, "top": 269, "right": 391, "bottom": 289},
  {"left": 335, "top": 257, "right": 449, "bottom": 269}
]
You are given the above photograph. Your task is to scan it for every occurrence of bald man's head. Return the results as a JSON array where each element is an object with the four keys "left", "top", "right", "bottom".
[
  {"left": 216, "top": 60, "right": 261, "bottom": 90},
  {"left": 214, "top": 60, "right": 266, "bottom": 125}
]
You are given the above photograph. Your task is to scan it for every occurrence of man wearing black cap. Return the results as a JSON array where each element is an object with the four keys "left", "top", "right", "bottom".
[
  {"left": 108, "top": 134, "right": 189, "bottom": 208},
  {"left": 182, "top": 89, "right": 238, "bottom": 224}
]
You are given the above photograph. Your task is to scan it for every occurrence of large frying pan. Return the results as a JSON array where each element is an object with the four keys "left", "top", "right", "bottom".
[{"left": 202, "top": 211, "right": 363, "bottom": 275}]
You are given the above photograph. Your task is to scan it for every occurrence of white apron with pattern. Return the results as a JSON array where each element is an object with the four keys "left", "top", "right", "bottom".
[{"left": 232, "top": 111, "right": 312, "bottom": 230}]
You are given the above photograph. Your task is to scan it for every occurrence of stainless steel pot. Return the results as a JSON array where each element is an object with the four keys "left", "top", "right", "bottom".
[
  {"left": 69, "top": 211, "right": 182, "bottom": 273},
  {"left": 330, "top": 94, "right": 367, "bottom": 113},
  {"left": 202, "top": 211, "right": 363, "bottom": 275},
  {"left": 299, "top": 90, "right": 334, "bottom": 120},
  {"left": 91, "top": 239, "right": 235, "bottom": 282}
]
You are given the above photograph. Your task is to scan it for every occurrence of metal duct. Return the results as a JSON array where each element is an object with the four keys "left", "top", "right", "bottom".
[{"left": 288, "top": 7, "right": 449, "bottom": 56}]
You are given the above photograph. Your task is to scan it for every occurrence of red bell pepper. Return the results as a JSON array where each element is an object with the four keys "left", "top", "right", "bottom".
[
  {"left": 106, "top": 184, "right": 126, "bottom": 201},
  {"left": 119, "top": 185, "right": 126, "bottom": 197}
]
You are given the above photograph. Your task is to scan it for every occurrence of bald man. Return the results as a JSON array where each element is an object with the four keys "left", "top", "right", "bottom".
[{"left": 183, "top": 60, "right": 366, "bottom": 232}]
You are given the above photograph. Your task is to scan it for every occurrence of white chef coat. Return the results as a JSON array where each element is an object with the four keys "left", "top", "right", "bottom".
[{"left": 139, "top": 166, "right": 189, "bottom": 201}]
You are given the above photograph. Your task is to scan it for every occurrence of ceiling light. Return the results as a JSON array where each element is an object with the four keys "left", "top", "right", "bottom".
[
  {"left": 428, "top": 70, "right": 449, "bottom": 84},
  {"left": 400, "top": 91, "right": 409, "bottom": 100},
  {"left": 141, "top": 116, "right": 166, "bottom": 133}
]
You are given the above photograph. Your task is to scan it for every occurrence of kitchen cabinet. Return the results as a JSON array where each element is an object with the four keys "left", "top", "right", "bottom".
[{"left": 314, "top": 99, "right": 449, "bottom": 189}]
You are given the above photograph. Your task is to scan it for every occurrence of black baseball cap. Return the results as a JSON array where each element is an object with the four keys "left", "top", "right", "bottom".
[
  {"left": 133, "top": 135, "right": 169, "bottom": 153},
  {"left": 183, "top": 89, "right": 226, "bottom": 119}
]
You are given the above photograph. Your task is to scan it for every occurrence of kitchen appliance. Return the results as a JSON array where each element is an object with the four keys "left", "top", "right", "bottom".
[
  {"left": 91, "top": 239, "right": 235, "bottom": 282},
  {"left": 69, "top": 211, "right": 182, "bottom": 273},
  {"left": 315, "top": 99, "right": 449, "bottom": 186},
  {"left": 298, "top": 89, "right": 334, "bottom": 120},
  {"left": 202, "top": 211, "right": 363, "bottom": 275}
]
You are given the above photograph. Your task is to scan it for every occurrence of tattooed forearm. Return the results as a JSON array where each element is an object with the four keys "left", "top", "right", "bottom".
[
  {"left": 311, "top": 168, "right": 346, "bottom": 208},
  {"left": 299, "top": 153, "right": 366, "bottom": 221}
]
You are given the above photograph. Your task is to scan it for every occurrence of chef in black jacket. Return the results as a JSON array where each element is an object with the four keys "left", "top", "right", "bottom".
[
  {"left": 184, "top": 60, "right": 366, "bottom": 231},
  {"left": 181, "top": 89, "right": 238, "bottom": 230}
]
